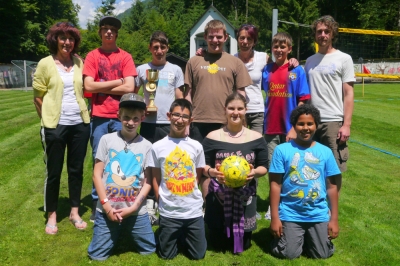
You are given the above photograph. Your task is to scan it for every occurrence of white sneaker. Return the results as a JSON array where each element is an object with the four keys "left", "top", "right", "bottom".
[{"left": 264, "top": 206, "right": 271, "bottom": 220}]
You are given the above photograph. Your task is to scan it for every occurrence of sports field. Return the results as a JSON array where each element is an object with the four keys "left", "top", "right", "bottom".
[{"left": 0, "top": 83, "right": 399, "bottom": 265}]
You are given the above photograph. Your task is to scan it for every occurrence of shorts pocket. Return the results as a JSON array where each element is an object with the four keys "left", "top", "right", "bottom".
[{"left": 338, "top": 142, "right": 349, "bottom": 162}]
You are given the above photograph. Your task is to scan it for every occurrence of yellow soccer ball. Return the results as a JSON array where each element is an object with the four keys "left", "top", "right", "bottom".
[{"left": 220, "top": 155, "right": 250, "bottom": 188}]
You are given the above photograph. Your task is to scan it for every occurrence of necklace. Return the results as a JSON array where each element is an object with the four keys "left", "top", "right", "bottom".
[
  {"left": 239, "top": 50, "right": 254, "bottom": 63},
  {"left": 54, "top": 55, "right": 73, "bottom": 71},
  {"left": 56, "top": 59, "right": 72, "bottom": 71},
  {"left": 121, "top": 132, "right": 140, "bottom": 153},
  {"left": 226, "top": 127, "right": 244, "bottom": 138}
]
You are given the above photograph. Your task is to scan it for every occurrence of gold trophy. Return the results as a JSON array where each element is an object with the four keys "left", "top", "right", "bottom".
[{"left": 145, "top": 69, "right": 159, "bottom": 113}]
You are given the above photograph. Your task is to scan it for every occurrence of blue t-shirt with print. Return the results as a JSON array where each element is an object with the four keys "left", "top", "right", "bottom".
[{"left": 269, "top": 141, "right": 341, "bottom": 222}]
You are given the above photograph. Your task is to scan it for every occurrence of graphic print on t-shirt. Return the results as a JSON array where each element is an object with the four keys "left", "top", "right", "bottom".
[
  {"left": 200, "top": 63, "right": 226, "bottom": 74},
  {"left": 104, "top": 149, "right": 143, "bottom": 204},
  {"left": 164, "top": 146, "right": 195, "bottom": 196},
  {"left": 98, "top": 57, "right": 122, "bottom": 81},
  {"left": 286, "top": 151, "right": 322, "bottom": 206}
]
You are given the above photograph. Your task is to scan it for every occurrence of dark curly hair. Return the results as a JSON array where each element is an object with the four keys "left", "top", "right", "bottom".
[
  {"left": 290, "top": 104, "right": 321, "bottom": 127},
  {"left": 311, "top": 15, "right": 339, "bottom": 43},
  {"left": 46, "top": 22, "right": 81, "bottom": 55}
]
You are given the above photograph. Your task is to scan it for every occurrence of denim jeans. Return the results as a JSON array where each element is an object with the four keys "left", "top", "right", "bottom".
[
  {"left": 88, "top": 211, "right": 156, "bottom": 260},
  {"left": 90, "top": 117, "right": 122, "bottom": 200}
]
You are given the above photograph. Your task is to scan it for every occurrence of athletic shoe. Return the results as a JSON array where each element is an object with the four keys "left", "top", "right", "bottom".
[
  {"left": 149, "top": 214, "right": 159, "bottom": 226},
  {"left": 264, "top": 206, "right": 271, "bottom": 220},
  {"left": 90, "top": 200, "right": 97, "bottom": 223}
]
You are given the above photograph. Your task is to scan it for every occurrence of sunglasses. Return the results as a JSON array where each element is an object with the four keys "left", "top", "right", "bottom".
[
  {"left": 56, "top": 22, "right": 75, "bottom": 27},
  {"left": 241, "top": 24, "right": 256, "bottom": 28}
]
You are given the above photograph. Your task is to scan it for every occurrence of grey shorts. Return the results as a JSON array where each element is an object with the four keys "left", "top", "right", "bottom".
[
  {"left": 264, "top": 134, "right": 286, "bottom": 168},
  {"left": 246, "top": 112, "right": 264, "bottom": 134},
  {"left": 314, "top": 121, "right": 349, "bottom": 172},
  {"left": 271, "top": 221, "right": 334, "bottom": 259}
]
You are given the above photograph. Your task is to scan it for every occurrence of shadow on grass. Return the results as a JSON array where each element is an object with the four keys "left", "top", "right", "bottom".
[
  {"left": 252, "top": 227, "right": 273, "bottom": 254},
  {"left": 38, "top": 195, "right": 90, "bottom": 224},
  {"left": 256, "top": 194, "right": 270, "bottom": 213}
]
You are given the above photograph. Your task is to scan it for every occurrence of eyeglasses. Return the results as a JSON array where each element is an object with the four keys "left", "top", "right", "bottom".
[
  {"left": 56, "top": 22, "right": 75, "bottom": 27},
  {"left": 58, "top": 35, "right": 75, "bottom": 42},
  {"left": 101, "top": 26, "right": 118, "bottom": 33},
  {"left": 170, "top": 113, "right": 190, "bottom": 122}
]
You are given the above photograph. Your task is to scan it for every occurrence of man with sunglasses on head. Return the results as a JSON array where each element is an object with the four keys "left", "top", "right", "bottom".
[
  {"left": 305, "top": 15, "right": 355, "bottom": 173},
  {"left": 83, "top": 16, "right": 137, "bottom": 222}
]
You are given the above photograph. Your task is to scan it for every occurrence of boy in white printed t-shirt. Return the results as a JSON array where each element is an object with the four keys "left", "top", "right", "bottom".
[
  {"left": 135, "top": 30, "right": 185, "bottom": 226},
  {"left": 148, "top": 99, "right": 206, "bottom": 260},
  {"left": 88, "top": 93, "right": 156, "bottom": 260}
]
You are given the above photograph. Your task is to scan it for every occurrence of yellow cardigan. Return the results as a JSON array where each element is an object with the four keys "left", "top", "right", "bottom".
[{"left": 33, "top": 55, "right": 90, "bottom": 128}]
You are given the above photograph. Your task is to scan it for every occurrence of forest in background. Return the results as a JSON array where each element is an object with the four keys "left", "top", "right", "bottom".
[{"left": 1, "top": 0, "right": 399, "bottom": 63}]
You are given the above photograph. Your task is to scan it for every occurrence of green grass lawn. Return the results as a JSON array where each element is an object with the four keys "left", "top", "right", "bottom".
[{"left": 1, "top": 83, "right": 400, "bottom": 265}]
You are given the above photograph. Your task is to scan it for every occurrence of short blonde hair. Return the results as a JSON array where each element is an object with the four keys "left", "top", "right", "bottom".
[
  {"left": 204, "top": 20, "right": 227, "bottom": 36},
  {"left": 271, "top": 32, "right": 293, "bottom": 47}
]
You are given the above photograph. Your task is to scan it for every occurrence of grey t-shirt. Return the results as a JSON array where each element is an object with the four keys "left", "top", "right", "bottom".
[
  {"left": 135, "top": 62, "right": 184, "bottom": 124},
  {"left": 95, "top": 132, "right": 152, "bottom": 216}
]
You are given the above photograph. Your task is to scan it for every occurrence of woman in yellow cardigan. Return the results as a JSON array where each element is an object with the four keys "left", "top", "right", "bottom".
[{"left": 33, "top": 22, "right": 90, "bottom": 235}]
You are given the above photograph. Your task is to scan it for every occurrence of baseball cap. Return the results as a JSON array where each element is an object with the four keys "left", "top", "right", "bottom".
[
  {"left": 119, "top": 93, "right": 146, "bottom": 110},
  {"left": 99, "top": 16, "right": 121, "bottom": 30}
]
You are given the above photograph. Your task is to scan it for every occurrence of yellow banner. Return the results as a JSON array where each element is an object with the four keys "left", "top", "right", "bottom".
[{"left": 339, "top": 28, "right": 400, "bottom": 36}]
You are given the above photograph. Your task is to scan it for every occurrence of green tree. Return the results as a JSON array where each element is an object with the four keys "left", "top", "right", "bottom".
[
  {"left": 1, "top": 0, "right": 80, "bottom": 62},
  {"left": 278, "top": 0, "right": 319, "bottom": 60},
  {"left": 80, "top": 0, "right": 117, "bottom": 57},
  {"left": 98, "top": 0, "right": 116, "bottom": 18},
  {"left": 1, "top": 0, "right": 27, "bottom": 62},
  {"left": 124, "top": 0, "right": 146, "bottom": 32}
]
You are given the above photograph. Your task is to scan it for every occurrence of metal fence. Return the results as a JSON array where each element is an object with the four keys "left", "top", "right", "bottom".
[{"left": 0, "top": 60, "right": 37, "bottom": 89}]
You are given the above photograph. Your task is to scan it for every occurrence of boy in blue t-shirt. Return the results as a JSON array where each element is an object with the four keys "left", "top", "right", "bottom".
[{"left": 269, "top": 104, "right": 341, "bottom": 259}]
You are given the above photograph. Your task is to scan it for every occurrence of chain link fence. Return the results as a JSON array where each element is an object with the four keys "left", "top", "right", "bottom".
[{"left": 0, "top": 60, "right": 37, "bottom": 89}]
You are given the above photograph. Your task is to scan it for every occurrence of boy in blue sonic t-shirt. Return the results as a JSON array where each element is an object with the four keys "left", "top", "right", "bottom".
[{"left": 269, "top": 104, "right": 341, "bottom": 259}]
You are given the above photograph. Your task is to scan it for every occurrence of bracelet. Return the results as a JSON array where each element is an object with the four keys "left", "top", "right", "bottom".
[
  {"left": 120, "top": 78, "right": 124, "bottom": 84},
  {"left": 207, "top": 167, "right": 214, "bottom": 178},
  {"left": 106, "top": 208, "right": 112, "bottom": 215},
  {"left": 100, "top": 198, "right": 109, "bottom": 205}
]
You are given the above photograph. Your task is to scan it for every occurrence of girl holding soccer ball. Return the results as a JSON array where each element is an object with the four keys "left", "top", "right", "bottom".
[{"left": 202, "top": 92, "right": 268, "bottom": 254}]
